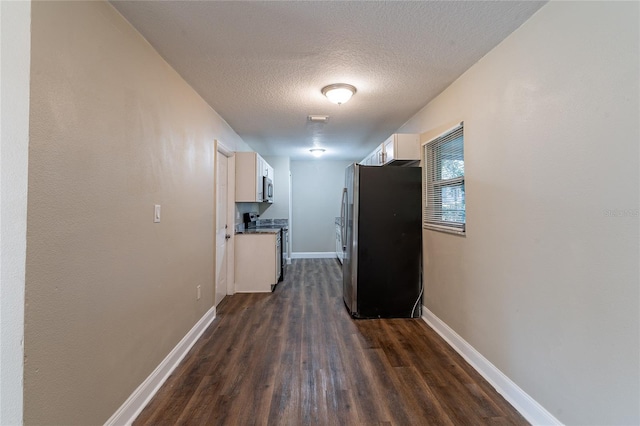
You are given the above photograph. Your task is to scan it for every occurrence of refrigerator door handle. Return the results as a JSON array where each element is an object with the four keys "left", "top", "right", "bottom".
[{"left": 340, "top": 187, "right": 347, "bottom": 251}]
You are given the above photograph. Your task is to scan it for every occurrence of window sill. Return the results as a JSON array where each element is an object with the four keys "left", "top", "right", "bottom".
[{"left": 423, "top": 223, "right": 466, "bottom": 236}]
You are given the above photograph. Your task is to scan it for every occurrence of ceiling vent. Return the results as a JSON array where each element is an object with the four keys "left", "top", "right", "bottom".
[{"left": 307, "top": 115, "right": 329, "bottom": 123}]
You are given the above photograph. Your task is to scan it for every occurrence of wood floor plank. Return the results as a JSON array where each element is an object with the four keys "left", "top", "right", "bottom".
[{"left": 133, "top": 259, "right": 528, "bottom": 426}]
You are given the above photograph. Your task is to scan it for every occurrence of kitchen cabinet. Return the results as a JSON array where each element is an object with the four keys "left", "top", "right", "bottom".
[
  {"left": 372, "top": 145, "right": 384, "bottom": 166},
  {"left": 360, "top": 147, "right": 382, "bottom": 166},
  {"left": 235, "top": 232, "right": 279, "bottom": 292},
  {"left": 360, "top": 133, "right": 420, "bottom": 166},
  {"left": 235, "top": 152, "right": 274, "bottom": 202},
  {"left": 382, "top": 133, "right": 420, "bottom": 165},
  {"left": 361, "top": 151, "right": 377, "bottom": 166},
  {"left": 257, "top": 156, "right": 273, "bottom": 179}
]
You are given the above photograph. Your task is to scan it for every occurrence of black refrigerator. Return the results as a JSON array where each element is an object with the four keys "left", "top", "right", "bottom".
[{"left": 340, "top": 163, "right": 422, "bottom": 319}]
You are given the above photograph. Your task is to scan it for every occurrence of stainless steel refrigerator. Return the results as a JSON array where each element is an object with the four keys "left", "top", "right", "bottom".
[{"left": 340, "top": 163, "right": 422, "bottom": 319}]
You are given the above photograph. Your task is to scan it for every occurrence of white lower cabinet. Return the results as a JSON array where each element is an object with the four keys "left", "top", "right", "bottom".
[{"left": 235, "top": 233, "right": 278, "bottom": 292}]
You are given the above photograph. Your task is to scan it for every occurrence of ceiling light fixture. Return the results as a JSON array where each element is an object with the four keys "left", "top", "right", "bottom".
[
  {"left": 321, "top": 83, "right": 357, "bottom": 105},
  {"left": 309, "top": 148, "right": 326, "bottom": 157}
]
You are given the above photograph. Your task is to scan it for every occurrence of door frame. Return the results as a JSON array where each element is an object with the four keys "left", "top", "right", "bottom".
[{"left": 215, "top": 140, "right": 235, "bottom": 302}]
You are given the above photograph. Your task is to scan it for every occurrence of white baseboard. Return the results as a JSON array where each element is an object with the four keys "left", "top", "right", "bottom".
[
  {"left": 291, "top": 252, "right": 336, "bottom": 259},
  {"left": 421, "top": 307, "right": 561, "bottom": 426},
  {"left": 105, "top": 307, "right": 217, "bottom": 426}
]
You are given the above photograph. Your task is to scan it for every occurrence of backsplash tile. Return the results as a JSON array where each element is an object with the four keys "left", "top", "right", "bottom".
[{"left": 256, "top": 218, "right": 288, "bottom": 227}]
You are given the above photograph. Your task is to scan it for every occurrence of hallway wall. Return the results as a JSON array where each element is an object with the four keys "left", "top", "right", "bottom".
[
  {"left": 400, "top": 2, "right": 639, "bottom": 424},
  {"left": 24, "top": 2, "right": 248, "bottom": 424}
]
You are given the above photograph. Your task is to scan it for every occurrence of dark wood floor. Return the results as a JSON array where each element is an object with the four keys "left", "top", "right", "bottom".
[{"left": 134, "top": 259, "right": 528, "bottom": 425}]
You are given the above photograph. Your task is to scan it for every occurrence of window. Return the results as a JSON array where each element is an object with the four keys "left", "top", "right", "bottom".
[{"left": 423, "top": 123, "right": 465, "bottom": 234}]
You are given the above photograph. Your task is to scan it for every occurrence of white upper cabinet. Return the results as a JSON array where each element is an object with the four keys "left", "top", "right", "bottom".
[
  {"left": 360, "top": 134, "right": 420, "bottom": 166},
  {"left": 257, "top": 156, "right": 265, "bottom": 178},
  {"left": 382, "top": 134, "right": 420, "bottom": 165},
  {"left": 372, "top": 145, "right": 384, "bottom": 166},
  {"left": 258, "top": 157, "right": 273, "bottom": 179},
  {"left": 360, "top": 150, "right": 380, "bottom": 166},
  {"left": 235, "top": 152, "right": 273, "bottom": 202}
]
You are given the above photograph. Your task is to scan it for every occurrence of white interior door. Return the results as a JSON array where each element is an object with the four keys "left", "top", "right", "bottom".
[{"left": 215, "top": 151, "right": 229, "bottom": 306}]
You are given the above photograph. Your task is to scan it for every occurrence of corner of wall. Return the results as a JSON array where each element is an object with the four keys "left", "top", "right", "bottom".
[{"left": 0, "top": 1, "right": 31, "bottom": 424}]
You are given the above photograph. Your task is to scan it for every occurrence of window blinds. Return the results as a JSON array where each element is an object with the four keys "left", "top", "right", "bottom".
[{"left": 423, "top": 123, "right": 465, "bottom": 233}]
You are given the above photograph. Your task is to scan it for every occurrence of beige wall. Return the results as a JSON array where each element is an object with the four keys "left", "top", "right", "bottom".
[
  {"left": 24, "top": 2, "right": 248, "bottom": 424},
  {"left": 291, "top": 160, "right": 353, "bottom": 253},
  {"left": 400, "top": 2, "right": 639, "bottom": 424}
]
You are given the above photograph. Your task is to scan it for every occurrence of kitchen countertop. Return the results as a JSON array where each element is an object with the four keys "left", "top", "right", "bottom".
[
  {"left": 235, "top": 217, "right": 288, "bottom": 235},
  {"left": 251, "top": 225, "right": 288, "bottom": 231}
]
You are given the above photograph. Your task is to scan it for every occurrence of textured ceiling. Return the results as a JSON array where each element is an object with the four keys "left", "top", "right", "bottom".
[{"left": 111, "top": 1, "right": 545, "bottom": 160}]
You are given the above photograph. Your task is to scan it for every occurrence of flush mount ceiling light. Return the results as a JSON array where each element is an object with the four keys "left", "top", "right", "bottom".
[
  {"left": 321, "top": 83, "right": 357, "bottom": 105},
  {"left": 309, "top": 148, "right": 326, "bottom": 157}
]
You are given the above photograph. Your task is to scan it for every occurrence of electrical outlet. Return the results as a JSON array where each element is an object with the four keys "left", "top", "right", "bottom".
[{"left": 196, "top": 285, "right": 201, "bottom": 300}]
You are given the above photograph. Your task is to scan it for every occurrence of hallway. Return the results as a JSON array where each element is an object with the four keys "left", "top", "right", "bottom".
[{"left": 134, "top": 259, "right": 527, "bottom": 425}]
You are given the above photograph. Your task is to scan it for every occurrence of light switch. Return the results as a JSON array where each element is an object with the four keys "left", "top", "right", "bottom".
[{"left": 154, "top": 205, "right": 161, "bottom": 223}]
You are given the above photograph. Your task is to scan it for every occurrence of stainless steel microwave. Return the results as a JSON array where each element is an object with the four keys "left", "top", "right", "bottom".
[{"left": 263, "top": 176, "right": 273, "bottom": 203}]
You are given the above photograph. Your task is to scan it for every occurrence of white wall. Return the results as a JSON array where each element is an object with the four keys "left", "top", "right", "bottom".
[
  {"left": 400, "top": 2, "right": 639, "bottom": 424},
  {"left": 235, "top": 202, "right": 259, "bottom": 226},
  {"left": 291, "top": 160, "right": 353, "bottom": 253},
  {"left": 0, "top": 1, "right": 30, "bottom": 424}
]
